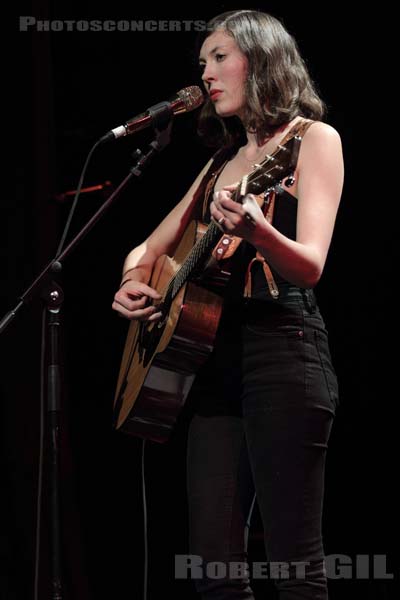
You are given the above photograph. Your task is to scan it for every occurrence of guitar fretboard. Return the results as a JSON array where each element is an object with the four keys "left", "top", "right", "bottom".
[{"left": 168, "top": 220, "right": 222, "bottom": 300}]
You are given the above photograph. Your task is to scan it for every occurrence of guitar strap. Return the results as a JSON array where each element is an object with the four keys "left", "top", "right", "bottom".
[
  {"left": 190, "top": 145, "right": 238, "bottom": 222},
  {"left": 201, "top": 118, "right": 315, "bottom": 298}
]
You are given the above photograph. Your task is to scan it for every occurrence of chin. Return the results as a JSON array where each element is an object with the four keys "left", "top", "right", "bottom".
[{"left": 215, "top": 106, "right": 239, "bottom": 118}]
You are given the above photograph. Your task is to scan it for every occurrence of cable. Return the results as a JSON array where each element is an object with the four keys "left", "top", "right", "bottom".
[
  {"left": 141, "top": 439, "right": 148, "bottom": 600},
  {"left": 55, "top": 137, "right": 104, "bottom": 257}
]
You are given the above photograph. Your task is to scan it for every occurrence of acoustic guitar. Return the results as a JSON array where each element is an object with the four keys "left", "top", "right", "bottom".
[{"left": 113, "top": 135, "right": 301, "bottom": 442}]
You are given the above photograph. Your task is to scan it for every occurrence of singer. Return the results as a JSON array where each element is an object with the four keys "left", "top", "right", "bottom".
[{"left": 112, "top": 10, "right": 344, "bottom": 599}]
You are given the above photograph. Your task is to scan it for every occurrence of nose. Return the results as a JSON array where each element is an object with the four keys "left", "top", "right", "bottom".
[{"left": 201, "top": 62, "right": 216, "bottom": 86}]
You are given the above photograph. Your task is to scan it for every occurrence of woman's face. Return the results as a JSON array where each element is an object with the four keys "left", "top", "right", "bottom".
[{"left": 199, "top": 29, "right": 248, "bottom": 119}]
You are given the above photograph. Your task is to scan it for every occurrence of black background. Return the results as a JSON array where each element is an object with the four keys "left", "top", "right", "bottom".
[{"left": 2, "top": 2, "right": 396, "bottom": 599}]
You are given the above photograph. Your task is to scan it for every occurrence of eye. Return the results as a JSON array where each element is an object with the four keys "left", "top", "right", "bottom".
[{"left": 215, "top": 53, "right": 226, "bottom": 62}]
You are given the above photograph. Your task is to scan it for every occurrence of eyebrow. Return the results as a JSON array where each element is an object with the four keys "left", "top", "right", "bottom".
[{"left": 199, "top": 45, "right": 226, "bottom": 64}]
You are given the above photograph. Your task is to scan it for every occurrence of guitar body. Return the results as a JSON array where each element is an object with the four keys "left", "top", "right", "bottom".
[{"left": 113, "top": 220, "right": 226, "bottom": 442}]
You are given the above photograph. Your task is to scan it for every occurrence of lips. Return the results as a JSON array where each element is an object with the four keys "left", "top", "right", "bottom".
[{"left": 209, "top": 89, "right": 223, "bottom": 101}]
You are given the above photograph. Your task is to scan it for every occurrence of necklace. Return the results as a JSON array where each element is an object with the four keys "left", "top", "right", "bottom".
[{"left": 240, "top": 139, "right": 273, "bottom": 164}]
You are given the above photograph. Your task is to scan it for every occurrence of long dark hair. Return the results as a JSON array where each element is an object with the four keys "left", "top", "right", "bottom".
[{"left": 197, "top": 10, "right": 326, "bottom": 147}]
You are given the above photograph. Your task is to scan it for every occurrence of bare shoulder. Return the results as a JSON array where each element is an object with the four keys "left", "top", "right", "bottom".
[
  {"left": 298, "top": 121, "right": 343, "bottom": 169},
  {"left": 303, "top": 121, "right": 342, "bottom": 148},
  {"left": 296, "top": 121, "right": 344, "bottom": 200}
]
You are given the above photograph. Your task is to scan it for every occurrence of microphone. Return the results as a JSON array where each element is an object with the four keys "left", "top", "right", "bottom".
[{"left": 100, "top": 86, "right": 204, "bottom": 143}]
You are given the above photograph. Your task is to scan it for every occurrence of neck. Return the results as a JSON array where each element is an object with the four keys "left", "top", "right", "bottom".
[
  {"left": 240, "top": 131, "right": 273, "bottom": 163},
  {"left": 244, "top": 130, "right": 270, "bottom": 149},
  {"left": 242, "top": 116, "right": 302, "bottom": 154}
]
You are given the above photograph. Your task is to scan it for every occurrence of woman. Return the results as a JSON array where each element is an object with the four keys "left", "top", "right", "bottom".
[{"left": 112, "top": 10, "right": 344, "bottom": 599}]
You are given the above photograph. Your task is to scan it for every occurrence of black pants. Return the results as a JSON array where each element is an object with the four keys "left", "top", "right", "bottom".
[{"left": 186, "top": 292, "right": 338, "bottom": 599}]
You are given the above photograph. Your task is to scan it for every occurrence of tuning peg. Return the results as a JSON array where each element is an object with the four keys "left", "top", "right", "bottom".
[{"left": 285, "top": 175, "right": 296, "bottom": 187}]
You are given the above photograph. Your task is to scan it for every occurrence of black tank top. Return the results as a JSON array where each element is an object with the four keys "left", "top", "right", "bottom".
[{"left": 197, "top": 118, "right": 315, "bottom": 303}]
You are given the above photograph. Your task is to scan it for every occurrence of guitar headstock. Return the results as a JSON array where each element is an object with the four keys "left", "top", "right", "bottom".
[{"left": 237, "top": 135, "right": 301, "bottom": 199}]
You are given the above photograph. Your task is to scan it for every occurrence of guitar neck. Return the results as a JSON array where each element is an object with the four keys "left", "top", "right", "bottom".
[{"left": 167, "top": 220, "right": 223, "bottom": 301}]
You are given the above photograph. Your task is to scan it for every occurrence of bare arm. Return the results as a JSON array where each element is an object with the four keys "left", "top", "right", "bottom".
[
  {"left": 211, "top": 123, "right": 344, "bottom": 288},
  {"left": 121, "top": 157, "right": 213, "bottom": 282},
  {"left": 112, "top": 158, "right": 213, "bottom": 320}
]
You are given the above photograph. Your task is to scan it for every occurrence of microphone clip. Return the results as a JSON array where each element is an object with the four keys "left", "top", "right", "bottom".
[
  {"left": 134, "top": 101, "right": 172, "bottom": 134},
  {"left": 130, "top": 118, "right": 172, "bottom": 178},
  {"left": 100, "top": 101, "right": 173, "bottom": 144}
]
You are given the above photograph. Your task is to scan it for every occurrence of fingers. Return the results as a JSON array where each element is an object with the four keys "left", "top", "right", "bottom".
[
  {"left": 112, "top": 280, "right": 162, "bottom": 321},
  {"left": 210, "top": 190, "right": 237, "bottom": 227},
  {"left": 222, "top": 183, "right": 239, "bottom": 192},
  {"left": 210, "top": 191, "right": 264, "bottom": 235},
  {"left": 148, "top": 310, "right": 163, "bottom": 322},
  {"left": 241, "top": 194, "right": 262, "bottom": 227},
  {"left": 112, "top": 300, "right": 161, "bottom": 321},
  {"left": 241, "top": 193, "right": 258, "bottom": 210},
  {"left": 213, "top": 189, "right": 233, "bottom": 207},
  {"left": 122, "top": 281, "right": 162, "bottom": 300},
  {"left": 211, "top": 191, "right": 245, "bottom": 226}
]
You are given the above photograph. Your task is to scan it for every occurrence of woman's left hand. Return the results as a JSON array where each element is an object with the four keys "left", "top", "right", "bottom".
[{"left": 210, "top": 184, "right": 266, "bottom": 240}]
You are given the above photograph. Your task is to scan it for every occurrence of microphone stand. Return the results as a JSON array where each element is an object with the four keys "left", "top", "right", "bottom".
[
  {"left": 45, "top": 281, "right": 64, "bottom": 600},
  {"left": 1, "top": 121, "right": 173, "bottom": 599}
]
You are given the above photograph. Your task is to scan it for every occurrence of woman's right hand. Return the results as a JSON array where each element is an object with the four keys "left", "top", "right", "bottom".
[{"left": 112, "top": 280, "right": 163, "bottom": 322}]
